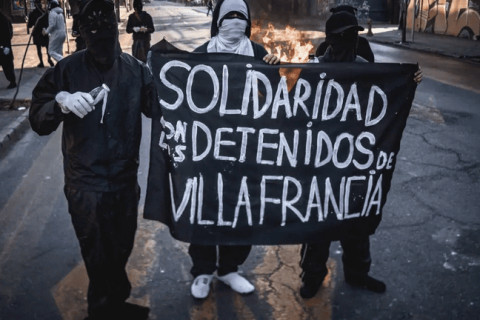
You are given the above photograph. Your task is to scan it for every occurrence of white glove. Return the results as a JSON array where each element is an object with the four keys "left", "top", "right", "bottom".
[
  {"left": 55, "top": 91, "right": 95, "bottom": 118},
  {"left": 133, "top": 26, "right": 140, "bottom": 32},
  {"left": 3, "top": 47, "right": 10, "bottom": 55}
]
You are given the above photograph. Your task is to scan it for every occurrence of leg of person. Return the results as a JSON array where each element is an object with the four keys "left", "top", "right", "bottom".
[
  {"left": 1, "top": 53, "right": 16, "bottom": 89},
  {"left": 46, "top": 46, "right": 55, "bottom": 66},
  {"left": 48, "top": 37, "right": 64, "bottom": 62},
  {"left": 65, "top": 184, "right": 148, "bottom": 319},
  {"left": 216, "top": 245, "right": 254, "bottom": 294},
  {"left": 298, "top": 241, "right": 330, "bottom": 298},
  {"left": 144, "top": 41, "right": 151, "bottom": 62},
  {"left": 341, "top": 235, "right": 386, "bottom": 293},
  {"left": 36, "top": 44, "right": 44, "bottom": 67},
  {"left": 132, "top": 39, "right": 140, "bottom": 61},
  {"left": 188, "top": 244, "right": 217, "bottom": 299},
  {"left": 107, "top": 183, "right": 149, "bottom": 319}
]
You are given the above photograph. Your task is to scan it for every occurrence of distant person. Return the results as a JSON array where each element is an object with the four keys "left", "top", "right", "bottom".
[
  {"left": 126, "top": 0, "right": 154, "bottom": 62},
  {"left": 28, "top": 0, "right": 54, "bottom": 68},
  {"left": 30, "top": 0, "right": 156, "bottom": 318},
  {"left": 43, "top": 0, "right": 66, "bottom": 62},
  {"left": 300, "top": 11, "right": 422, "bottom": 299},
  {"left": 206, "top": 0, "right": 213, "bottom": 16},
  {"left": 0, "top": 10, "right": 16, "bottom": 89},
  {"left": 65, "top": 0, "right": 71, "bottom": 18},
  {"left": 188, "top": 0, "right": 279, "bottom": 300},
  {"left": 315, "top": 5, "right": 374, "bottom": 62}
]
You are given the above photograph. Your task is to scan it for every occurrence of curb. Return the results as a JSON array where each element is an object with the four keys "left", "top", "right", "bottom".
[
  {"left": 367, "top": 36, "right": 480, "bottom": 65},
  {"left": 0, "top": 110, "right": 30, "bottom": 156}
]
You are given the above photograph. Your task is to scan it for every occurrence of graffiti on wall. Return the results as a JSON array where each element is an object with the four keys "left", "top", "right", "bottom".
[{"left": 408, "top": 0, "right": 480, "bottom": 39}]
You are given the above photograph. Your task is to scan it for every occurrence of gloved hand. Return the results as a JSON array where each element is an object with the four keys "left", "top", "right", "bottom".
[
  {"left": 3, "top": 47, "right": 10, "bottom": 55},
  {"left": 55, "top": 91, "right": 95, "bottom": 118},
  {"left": 42, "top": 28, "right": 48, "bottom": 36},
  {"left": 133, "top": 26, "right": 140, "bottom": 32}
]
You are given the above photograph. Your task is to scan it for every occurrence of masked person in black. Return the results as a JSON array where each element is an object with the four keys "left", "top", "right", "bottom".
[
  {"left": 28, "top": 0, "right": 54, "bottom": 67},
  {"left": 0, "top": 10, "right": 16, "bottom": 89},
  {"left": 299, "top": 11, "right": 422, "bottom": 299},
  {"left": 188, "top": 0, "right": 279, "bottom": 300},
  {"left": 126, "top": 0, "right": 154, "bottom": 62},
  {"left": 29, "top": 0, "right": 157, "bottom": 318},
  {"left": 315, "top": 5, "right": 374, "bottom": 63}
]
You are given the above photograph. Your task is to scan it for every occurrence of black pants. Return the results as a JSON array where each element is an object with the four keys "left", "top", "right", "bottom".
[
  {"left": 35, "top": 44, "right": 52, "bottom": 65},
  {"left": 0, "top": 52, "right": 15, "bottom": 84},
  {"left": 132, "top": 39, "right": 150, "bottom": 63},
  {"left": 189, "top": 244, "right": 251, "bottom": 277},
  {"left": 65, "top": 184, "right": 140, "bottom": 316},
  {"left": 300, "top": 235, "right": 371, "bottom": 281}
]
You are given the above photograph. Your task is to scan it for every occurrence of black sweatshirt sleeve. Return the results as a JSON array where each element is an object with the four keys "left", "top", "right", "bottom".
[{"left": 29, "top": 67, "right": 65, "bottom": 135}]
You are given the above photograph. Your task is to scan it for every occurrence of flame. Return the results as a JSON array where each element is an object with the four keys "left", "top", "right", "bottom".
[{"left": 251, "top": 20, "right": 318, "bottom": 63}]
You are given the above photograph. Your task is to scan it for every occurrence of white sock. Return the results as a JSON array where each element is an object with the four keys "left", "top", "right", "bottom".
[{"left": 217, "top": 272, "right": 255, "bottom": 294}]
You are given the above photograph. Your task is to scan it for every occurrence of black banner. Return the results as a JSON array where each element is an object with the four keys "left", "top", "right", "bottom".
[{"left": 144, "top": 48, "right": 417, "bottom": 245}]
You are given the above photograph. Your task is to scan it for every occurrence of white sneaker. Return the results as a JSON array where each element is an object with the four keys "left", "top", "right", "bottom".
[
  {"left": 191, "top": 274, "right": 214, "bottom": 299},
  {"left": 217, "top": 272, "right": 255, "bottom": 294}
]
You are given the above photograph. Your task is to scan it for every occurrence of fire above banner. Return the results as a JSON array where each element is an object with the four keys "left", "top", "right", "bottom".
[{"left": 144, "top": 49, "right": 418, "bottom": 245}]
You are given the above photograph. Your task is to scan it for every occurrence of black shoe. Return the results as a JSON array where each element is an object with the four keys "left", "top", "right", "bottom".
[
  {"left": 37, "top": 62, "right": 45, "bottom": 68},
  {"left": 345, "top": 275, "right": 386, "bottom": 293},
  {"left": 7, "top": 82, "right": 16, "bottom": 89},
  {"left": 87, "top": 303, "right": 149, "bottom": 320},
  {"left": 300, "top": 273, "right": 326, "bottom": 299},
  {"left": 117, "top": 302, "right": 150, "bottom": 320}
]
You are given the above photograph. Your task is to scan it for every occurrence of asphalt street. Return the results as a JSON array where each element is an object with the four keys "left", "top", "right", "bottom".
[{"left": 0, "top": 1, "right": 479, "bottom": 320}]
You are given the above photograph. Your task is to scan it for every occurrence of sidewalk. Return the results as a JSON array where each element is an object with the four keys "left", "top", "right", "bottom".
[
  {"left": 365, "top": 24, "right": 480, "bottom": 61},
  {"left": 1, "top": 4, "right": 479, "bottom": 155}
]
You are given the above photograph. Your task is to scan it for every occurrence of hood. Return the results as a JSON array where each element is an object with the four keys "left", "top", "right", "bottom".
[
  {"left": 210, "top": 0, "right": 252, "bottom": 38},
  {"left": 51, "top": 7, "right": 64, "bottom": 14}
]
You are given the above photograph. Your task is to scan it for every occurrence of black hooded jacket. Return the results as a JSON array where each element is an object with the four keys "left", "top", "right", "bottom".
[
  {"left": 126, "top": 10, "right": 154, "bottom": 42},
  {"left": 29, "top": 50, "right": 158, "bottom": 192},
  {"left": 0, "top": 12, "right": 13, "bottom": 48},
  {"left": 27, "top": 7, "right": 49, "bottom": 46}
]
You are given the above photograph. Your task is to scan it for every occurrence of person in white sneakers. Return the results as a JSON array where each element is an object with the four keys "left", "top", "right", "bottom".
[{"left": 189, "top": 0, "right": 279, "bottom": 299}]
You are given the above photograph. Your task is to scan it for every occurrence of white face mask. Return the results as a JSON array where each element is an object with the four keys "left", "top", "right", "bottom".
[
  {"left": 218, "top": 19, "right": 248, "bottom": 44},
  {"left": 208, "top": 17, "right": 253, "bottom": 56}
]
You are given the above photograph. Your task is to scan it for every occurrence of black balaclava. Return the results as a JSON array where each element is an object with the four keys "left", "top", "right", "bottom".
[
  {"left": 133, "top": 0, "right": 143, "bottom": 13},
  {"left": 323, "top": 11, "right": 363, "bottom": 62},
  {"left": 323, "top": 28, "right": 359, "bottom": 62},
  {"left": 78, "top": 0, "right": 120, "bottom": 68},
  {"left": 34, "top": 0, "right": 43, "bottom": 11}
]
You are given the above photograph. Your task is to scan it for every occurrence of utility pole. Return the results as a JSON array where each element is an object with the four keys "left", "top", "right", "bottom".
[
  {"left": 24, "top": 0, "right": 29, "bottom": 34},
  {"left": 411, "top": 0, "right": 416, "bottom": 42},
  {"left": 401, "top": 0, "right": 408, "bottom": 43},
  {"left": 115, "top": 0, "right": 120, "bottom": 22}
]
